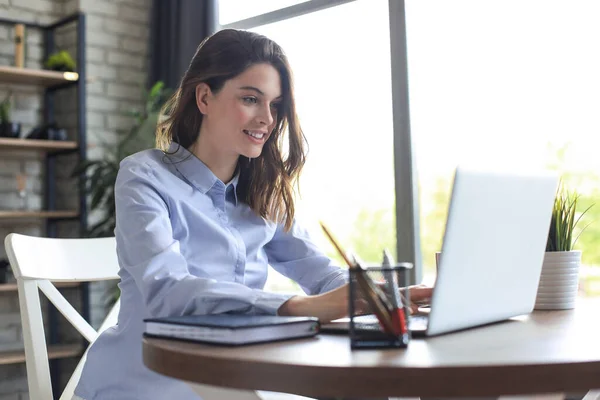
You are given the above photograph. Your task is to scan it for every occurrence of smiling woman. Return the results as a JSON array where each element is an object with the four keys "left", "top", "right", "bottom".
[
  {"left": 72, "top": 28, "right": 432, "bottom": 400},
  {"left": 155, "top": 29, "right": 305, "bottom": 231}
]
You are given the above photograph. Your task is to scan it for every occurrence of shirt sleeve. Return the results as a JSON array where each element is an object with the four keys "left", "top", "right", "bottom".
[
  {"left": 114, "top": 158, "right": 293, "bottom": 318},
  {"left": 263, "top": 219, "right": 349, "bottom": 295}
]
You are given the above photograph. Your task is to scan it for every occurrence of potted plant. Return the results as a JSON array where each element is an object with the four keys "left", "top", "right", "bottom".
[
  {"left": 0, "top": 92, "right": 21, "bottom": 138},
  {"left": 535, "top": 182, "right": 593, "bottom": 310},
  {"left": 44, "top": 50, "right": 76, "bottom": 72}
]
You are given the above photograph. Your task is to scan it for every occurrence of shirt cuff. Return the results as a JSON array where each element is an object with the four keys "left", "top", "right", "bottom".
[
  {"left": 255, "top": 291, "right": 296, "bottom": 315},
  {"left": 319, "top": 269, "right": 349, "bottom": 293}
]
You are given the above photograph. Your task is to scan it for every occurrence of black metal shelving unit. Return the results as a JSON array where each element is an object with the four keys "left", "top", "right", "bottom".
[{"left": 0, "top": 13, "right": 88, "bottom": 399}]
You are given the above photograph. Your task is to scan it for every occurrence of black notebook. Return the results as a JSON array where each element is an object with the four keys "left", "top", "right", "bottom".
[{"left": 144, "top": 314, "right": 320, "bottom": 346}]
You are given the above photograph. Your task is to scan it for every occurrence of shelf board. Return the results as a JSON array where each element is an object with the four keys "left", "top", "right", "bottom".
[
  {"left": 0, "top": 137, "right": 78, "bottom": 152},
  {"left": 0, "top": 210, "right": 79, "bottom": 219},
  {"left": 0, "top": 282, "right": 81, "bottom": 293},
  {"left": 0, "top": 344, "right": 83, "bottom": 366},
  {"left": 0, "top": 65, "right": 78, "bottom": 87}
]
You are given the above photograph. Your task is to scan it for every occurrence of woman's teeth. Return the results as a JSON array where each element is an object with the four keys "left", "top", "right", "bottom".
[{"left": 244, "top": 130, "right": 265, "bottom": 139}]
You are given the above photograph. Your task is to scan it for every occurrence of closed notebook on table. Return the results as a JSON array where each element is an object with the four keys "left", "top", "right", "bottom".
[{"left": 144, "top": 314, "right": 320, "bottom": 346}]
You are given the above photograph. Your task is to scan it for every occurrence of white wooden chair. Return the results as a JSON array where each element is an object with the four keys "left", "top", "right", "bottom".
[
  {"left": 4, "top": 233, "right": 313, "bottom": 400},
  {"left": 5, "top": 233, "right": 121, "bottom": 400}
]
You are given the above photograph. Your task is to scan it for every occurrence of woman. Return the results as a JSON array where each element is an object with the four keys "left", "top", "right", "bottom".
[{"left": 74, "top": 29, "right": 431, "bottom": 400}]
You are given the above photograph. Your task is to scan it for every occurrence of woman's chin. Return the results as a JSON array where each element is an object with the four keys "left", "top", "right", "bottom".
[{"left": 241, "top": 148, "right": 263, "bottom": 160}]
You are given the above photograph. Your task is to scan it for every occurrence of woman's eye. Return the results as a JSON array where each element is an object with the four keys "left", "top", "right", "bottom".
[
  {"left": 242, "top": 97, "right": 257, "bottom": 104},
  {"left": 271, "top": 103, "right": 281, "bottom": 112}
]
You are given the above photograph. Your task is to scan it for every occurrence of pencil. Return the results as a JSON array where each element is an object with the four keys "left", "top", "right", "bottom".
[
  {"left": 319, "top": 221, "right": 355, "bottom": 269},
  {"left": 319, "top": 221, "right": 395, "bottom": 334}
]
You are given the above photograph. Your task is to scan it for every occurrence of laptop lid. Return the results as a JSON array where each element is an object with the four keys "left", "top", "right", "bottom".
[{"left": 425, "top": 166, "right": 558, "bottom": 336}]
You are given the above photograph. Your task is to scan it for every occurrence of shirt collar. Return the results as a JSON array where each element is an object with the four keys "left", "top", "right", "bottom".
[{"left": 165, "top": 142, "right": 239, "bottom": 204}]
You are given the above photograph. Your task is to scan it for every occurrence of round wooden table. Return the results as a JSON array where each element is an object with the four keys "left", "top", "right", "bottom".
[{"left": 143, "top": 299, "right": 600, "bottom": 398}]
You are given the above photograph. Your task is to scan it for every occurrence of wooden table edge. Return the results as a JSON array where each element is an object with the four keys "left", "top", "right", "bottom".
[{"left": 143, "top": 336, "right": 600, "bottom": 398}]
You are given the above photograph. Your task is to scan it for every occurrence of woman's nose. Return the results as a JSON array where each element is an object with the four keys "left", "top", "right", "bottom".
[{"left": 258, "top": 105, "right": 274, "bottom": 126}]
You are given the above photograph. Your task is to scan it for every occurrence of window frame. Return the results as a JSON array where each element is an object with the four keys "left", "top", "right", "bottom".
[{"left": 219, "top": 0, "right": 420, "bottom": 284}]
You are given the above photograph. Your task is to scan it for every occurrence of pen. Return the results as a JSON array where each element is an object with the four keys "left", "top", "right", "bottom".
[{"left": 382, "top": 249, "right": 408, "bottom": 337}]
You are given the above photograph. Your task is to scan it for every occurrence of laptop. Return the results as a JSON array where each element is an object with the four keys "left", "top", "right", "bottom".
[{"left": 323, "top": 166, "right": 559, "bottom": 337}]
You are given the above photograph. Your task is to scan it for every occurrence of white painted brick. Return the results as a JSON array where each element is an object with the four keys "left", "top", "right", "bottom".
[
  {"left": 0, "top": 325, "right": 18, "bottom": 345},
  {"left": 121, "top": 37, "right": 147, "bottom": 55},
  {"left": 0, "top": 176, "right": 17, "bottom": 191},
  {"left": 14, "top": 0, "right": 57, "bottom": 14},
  {"left": 88, "top": 63, "right": 117, "bottom": 80},
  {"left": 87, "top": 111, "right": 105, "bottom": 128},
  {"left": 64, "top": 0, "right": 80, "bottom": 15},
  {"left": 0, "top": 159, "right": 23, "bottom": 176},
  {"left": 109, "top": 0, "right": 151, "bottom": 7},
  {"left": 25, "top": 29, "right": 42, "bottom": 45},
  {"left": 119, "top": 4, "right": 149, "bottom": 23},
  {"left": 0, "top": 41, "right": 14, "bottom": 57},
  {"left": 24, "top": 44, "right": 43, "bottom": 62},
  {"left": 106, "top": 114, "right": 133, "bottom": 130},
  {"left": 10, "top": 109, "right": 38, "bottom": 127},
  {"left": 36, "top": 14, "right": 62, "bottom": 25},
  {"left": 87, "top": 46, "right": 105, "bottom": 63},
  {"left": 118, "top": 67, "right": 146, "bottom": 84},
  {"left": 0, "top": 9, "right": 37, "bottom": 22},
  {"left": 88, "top": 96, "right": 119, "bottom": 112},
  {"left": 87, "top": 80, "right": 105, "bottom": 95},
  {"left": 107, "top": 50, "right": 145, "bottom": 69},
  {"left": 86, "top": 14, "right": 105, "bottom": 31},
  {"left": 81, "top": 0, "right": 119, "bottom": 17},
  {"left": 14, "top": 225, "right": 41, "bottom": 237},
  {"left": 86, "top": 30, "right": 120, "bottom": 49},
  {"left": 14, "top": 93, "right": 41, "bottom": 111},
  {"left": 106, "top": 82, "right": 141, "bottom": 101},
  {"left": 0, "top": 26, "right": 9, "bottom": 40},
  {"left": 0, "top": 377, "right": 28, "bottom": 396},
  {"left": 0, "top": 192, "right": 41, "bottom": 210},
  {"left": 23, "top": 160, "right": 41, "bottom": 176},
  {"left": 0, "top": 312, "right": 21, "bottom": 327},
  {"left": 104, "top": 18, "right": 143, "bottom": 38},
  {"left": 0, "top": 296, "right": 18, "bottom": 314}
]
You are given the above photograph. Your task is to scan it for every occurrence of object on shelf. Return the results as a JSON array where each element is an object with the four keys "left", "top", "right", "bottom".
[
  {"left": 14, "top": 24, "right": 25, "bottom": 68},
  {"left": 0, "top": 92, "right": 21, "bottom": 138},
  {"left": 26, "top": 123, "right": 67, "bottom": 141},
  {"left": 44, "top": 50, "right": 76, "bottom": 72},
  {"left": 16, "top": 173, "right": 28, "bottom": 210}
]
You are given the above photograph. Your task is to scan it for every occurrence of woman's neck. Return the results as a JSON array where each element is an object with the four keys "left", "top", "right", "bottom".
[{"left": 189, "top": 136, "right": 238, "bottom": 184}]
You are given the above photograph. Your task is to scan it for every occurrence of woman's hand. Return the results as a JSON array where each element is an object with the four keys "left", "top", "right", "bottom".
[
  {"left": 278, "top": 284, "right": 360, "bottom": 323},
  {"left": 278, "top": 283, "right": 434, "bottom": 322},
  {"left": 402, "top": 284, "right": 433, "bottom": 314}
]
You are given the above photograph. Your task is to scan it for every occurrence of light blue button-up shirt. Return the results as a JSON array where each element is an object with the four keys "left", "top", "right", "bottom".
[{"left": 75, "top": 144, "right": 347, "bottom": 400}]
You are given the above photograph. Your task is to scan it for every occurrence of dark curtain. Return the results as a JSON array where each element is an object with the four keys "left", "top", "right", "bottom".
[{"left": 149, "top": 0, "right": 218, "bottom": 90}]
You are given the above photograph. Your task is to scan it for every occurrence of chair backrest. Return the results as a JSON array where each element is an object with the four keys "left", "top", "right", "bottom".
[{"left": 4, "top": 233, "right": 121, "bottom": 400}]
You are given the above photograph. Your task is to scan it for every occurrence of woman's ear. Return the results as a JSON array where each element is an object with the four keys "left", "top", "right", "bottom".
[{"left": 195, "top": 83, "right": 211, "bottom": 115}]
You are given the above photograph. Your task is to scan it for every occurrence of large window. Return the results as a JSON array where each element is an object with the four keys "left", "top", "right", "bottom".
[
  {"left": 405, "top": 1, "right": 600, "bottom": 294},
  {"left": 219, "top": 0, "right": 396, "bottom": 292},
  {"left": 219, "top": 0, "right": 600, "bottom": 297}
]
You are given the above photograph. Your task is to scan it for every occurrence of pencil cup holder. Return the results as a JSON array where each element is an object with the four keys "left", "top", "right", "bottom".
[{"left": 348, "top": 264, "right": 412, "bottom": 349}]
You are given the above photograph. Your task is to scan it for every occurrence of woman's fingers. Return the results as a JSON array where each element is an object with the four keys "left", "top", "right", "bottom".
[{"left": 409, "top": 285, "right": 433, "bottom": 303}]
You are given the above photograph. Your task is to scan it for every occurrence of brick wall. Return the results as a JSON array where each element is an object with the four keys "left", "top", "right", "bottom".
[{"left": 0, "top": 0, "right": 151, "bottom": 398}]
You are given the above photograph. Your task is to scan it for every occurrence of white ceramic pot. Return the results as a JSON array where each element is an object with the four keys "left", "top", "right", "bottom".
[{"left": 535, "top": 250, "right": 581, "bottom": 310}]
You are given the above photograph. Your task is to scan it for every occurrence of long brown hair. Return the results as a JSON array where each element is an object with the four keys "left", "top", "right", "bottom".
[{"left": 156, "top": 29, "right": 306, "bottom": 231}]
